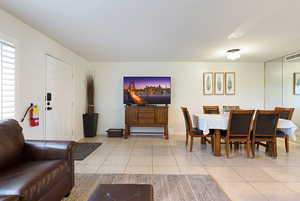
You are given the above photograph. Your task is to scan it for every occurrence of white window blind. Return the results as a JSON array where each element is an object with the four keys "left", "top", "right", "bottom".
[{"left": 0, "top": 41, "right": 15, "bottom": 120}]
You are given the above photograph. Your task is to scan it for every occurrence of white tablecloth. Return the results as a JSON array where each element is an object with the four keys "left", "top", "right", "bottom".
[{"left": 193, "top": 114, "right": 298, "bottom": 141}]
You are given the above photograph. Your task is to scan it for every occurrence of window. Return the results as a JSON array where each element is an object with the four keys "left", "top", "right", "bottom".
[{"left": 0, "top": 41, "right": 15, "bottom": 120}]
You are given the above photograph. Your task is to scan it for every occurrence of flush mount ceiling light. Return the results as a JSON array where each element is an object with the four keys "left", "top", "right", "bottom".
[{"left": 226, "top": 49, "right": 241, "bottom": 60}]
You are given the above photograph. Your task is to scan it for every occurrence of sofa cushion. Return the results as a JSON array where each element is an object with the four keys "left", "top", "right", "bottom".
[
  {"left": 0, "top": 196, "right": 19, "bottom": 201},
  {"left": 0, "top": 160, "right": 70, "bottom": 201},
  {"left": 0, "top": 120, "right": 24, "bottom": 170}
]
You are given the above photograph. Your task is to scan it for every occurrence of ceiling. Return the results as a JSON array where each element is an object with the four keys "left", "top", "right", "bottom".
[{"left": 0, "top": 0, "right": 300, "bottom": 62}]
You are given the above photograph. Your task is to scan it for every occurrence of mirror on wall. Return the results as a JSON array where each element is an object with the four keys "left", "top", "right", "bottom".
[
  {"left": 265, "top": 58, "right": 283, "bottom": 109},
  {"left": 265, "top": 56, "right": 300, "bottom": 140}
]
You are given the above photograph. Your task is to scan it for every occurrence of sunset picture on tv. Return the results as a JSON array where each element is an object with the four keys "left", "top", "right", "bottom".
[{"left": 123, "top": 77, "right": 171, "bottom": 104}]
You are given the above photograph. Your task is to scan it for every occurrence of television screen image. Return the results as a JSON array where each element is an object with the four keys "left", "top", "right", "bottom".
[{"left": 124, "top": 77, "right": 171, "bottom": 104}]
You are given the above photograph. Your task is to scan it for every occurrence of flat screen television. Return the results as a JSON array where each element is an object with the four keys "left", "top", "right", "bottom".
[{"left": 123, "top": 76, "right": 171, "bottom": 105}]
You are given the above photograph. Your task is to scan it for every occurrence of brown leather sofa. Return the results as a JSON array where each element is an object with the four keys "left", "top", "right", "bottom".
[{"left": 0, "top": 119, "right": 76, "bottom": 201}]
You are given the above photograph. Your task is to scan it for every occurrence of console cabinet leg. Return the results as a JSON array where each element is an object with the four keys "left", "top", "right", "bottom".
[
  {"left": 164, "top": 126, "right": 169, "bottom": 140},
  {"left": 125, "top": 125, "right": 130, "bottom": 139}
]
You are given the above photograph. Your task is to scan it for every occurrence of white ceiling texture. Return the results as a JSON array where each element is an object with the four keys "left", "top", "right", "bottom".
[{"left": 0, "top": 0, "right": 300, "bottom": 62}]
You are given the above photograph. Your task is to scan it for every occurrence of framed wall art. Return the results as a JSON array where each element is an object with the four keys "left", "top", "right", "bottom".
[
  {"left": 203, "top": 72, "right": 214, "bottom": 95},
  {"left": 225, "top": 72, "right": 236, "bottom": 95},
  {"left": 214, "top": 72, "right": 225, "bottom": 95}
]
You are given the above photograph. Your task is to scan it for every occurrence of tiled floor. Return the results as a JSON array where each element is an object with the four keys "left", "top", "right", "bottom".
[{"left": 76, "top": 135, "right": 300, "bottom": 201}]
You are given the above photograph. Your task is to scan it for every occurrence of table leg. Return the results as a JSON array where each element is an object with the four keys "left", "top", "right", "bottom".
[
  {"left": 125, "top": 125, "right": 130, "bottom": 139},
  {"left": 214, "top": 129, "right": 221, "bottom": 157},
  {"left": 164, "top": 125, "right": 169, "bottom": 140}
]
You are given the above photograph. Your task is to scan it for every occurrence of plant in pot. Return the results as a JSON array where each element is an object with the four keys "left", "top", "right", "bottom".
[{"left": 83, "top": 75, "right": 98, "bottom": 137}]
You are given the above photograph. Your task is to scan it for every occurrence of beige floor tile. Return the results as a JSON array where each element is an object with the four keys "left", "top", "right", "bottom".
[
  {"left": 206, "top": 167, "right": 245, "bottom": 182},
  {"left": 273, "top": 158, "right": 300, "bottom": 166},
  {"left": 153, "top": 161, "right": 177, "bottom": 166},
  {"left": 153, "top": 165, "right": 180, "bottom": 174},
  {"left": 248, "top": 158, "right": 278, "bottom": 167},
  {"left": 153, "top": 152, "right": 174, "bottom": 157},
  {"left": 75, "top": 135, "right": 300, "bottom": 200},
  {"left": 284, "top": 182, "right": 300, "bottom": 194},
  {"left": 232, "top": 167, "right": 277, "bottom": 182},
  {"left": 127, "top": 161, "right": 152, "bottom": 166},
  {"left": 127, "top": 157, "right": 152, "bottom": 166},
  {"left": 175, "top": 157, "right": 204, "bottom": 166},
  {"left": 102, "top": 159, "right": 129, "bottom": 166},
  {"left": 153, "top": 156, "right": 177, "bottom": 166},
  {"left": 125, "top": 165, "right": 153, "bottom": 174},
  {"left": 261, "top": 167, "right": 300, "bottom": 182},
  {"left": 131, "top": 151, "right": 153, "bottom": 157},
  {"left": 81, "top": 156, "right": 107, "bottom": 164},
  {"left": 201, "top": 159, "right": 229, "bottom": 167},
  {"left": 75, "top": 164, "right": 100, "bottom": 174},
  {"left": 251, "top": 182, "right": 300, "bottom": 201},
  {"left": 97, "top": 165, "right": 126, "bottom": 174},
  {"left": 218, "top": 182, "right": 267, "bottom": 201},
  {"left": 109, "top": 151, "right": 132, "bottom": 156},
  {"left": 223, "top": 158, "right": 252, "bottom": 167},
  {"left": 179, "top": 166, "right": 208, "bottom": 175}
]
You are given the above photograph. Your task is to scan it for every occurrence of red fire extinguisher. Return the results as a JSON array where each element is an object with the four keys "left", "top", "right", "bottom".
[
  {"left": 29, "top": 105, "right": 39, "bottom": 127},
  {"left": 21, "top": 103, "right": 39, "bottom": 127}
]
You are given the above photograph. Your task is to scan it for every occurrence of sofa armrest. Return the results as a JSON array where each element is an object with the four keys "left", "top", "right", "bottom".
[{"left": 23, "top": 140, "right": 76, "bottom": 161}]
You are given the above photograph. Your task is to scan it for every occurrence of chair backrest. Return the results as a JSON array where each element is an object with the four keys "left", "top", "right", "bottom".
[
  {"left": 0, "top": 119, "right": 24, "bottom": 171},
  {"left": 223, "top": 106, "right": 240, "bottom": 112},
  {"left": 227, "top": 110, "right": 255, "bottom": 138},
  {"left": 274, "top": 107, "right": 294, "bottom": 120},
  {"left": 203, "top": 106, "right": 220, "bottom": 114},
  {"left": 181, "top": 107, "right": 193, "bottom": 132},
  {"left": 252, "top": 110, "right": 279, "bottom": 137}
]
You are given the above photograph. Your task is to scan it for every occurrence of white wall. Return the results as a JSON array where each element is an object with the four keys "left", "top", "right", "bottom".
[
  {"left": 92, "top": 62, "right": 264, "bottom": 136},
  {"left": 0, "top": 8, "right": 91, "bottom": 140}
]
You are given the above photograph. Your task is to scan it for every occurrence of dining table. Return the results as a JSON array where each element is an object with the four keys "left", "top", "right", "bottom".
[{"left": 193, "top": 113, "right": 298, "bottom": 157}]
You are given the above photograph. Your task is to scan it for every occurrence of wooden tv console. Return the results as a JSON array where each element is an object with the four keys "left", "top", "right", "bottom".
[{"left": 125, "top": 106, "right": 169, "bottom": 139}]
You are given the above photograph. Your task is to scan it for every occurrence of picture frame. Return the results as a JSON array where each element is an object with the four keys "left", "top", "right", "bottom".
[
  {"left": 203, "top": 72, "right": 214, "bottom": 95},
  {"left": 225, "top": 72, "right": 236, "bottom": 95},
  {"left": 214, "top": 72, "right": 225, "bottom": 95},
  {"left": 294, "top": 72, "right": 300, "bottom": 95}
]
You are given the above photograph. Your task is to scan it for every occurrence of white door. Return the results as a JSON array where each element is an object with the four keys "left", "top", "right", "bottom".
[{"left": 45, "top": 55, "right": 74, "bottom": 140}]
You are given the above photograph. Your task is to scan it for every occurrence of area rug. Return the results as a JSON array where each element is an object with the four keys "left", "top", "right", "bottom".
[
  {"left": 63, "top": 174, "right": 230, "bottom": 201},
  {"left": 72, "top": 142, "right": 102, "bottom": 160}
]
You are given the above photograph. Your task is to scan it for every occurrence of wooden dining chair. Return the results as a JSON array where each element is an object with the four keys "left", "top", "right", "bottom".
[
  {"left": 181, "top": 107, "right": 212, "bottom": 152},
  {"left": 274, "top": 107, "right": 295, "bottom": 120},
  {"left": 223, "top": 110, "right": 255, "bottom": 158},
  {"left": 223, "top": 106, "right": 240, "bottom": 112},
  {"left": 203, "top": 106, "right": 220, "bottom": 114},
  {"left": 251, "top": 110, "right": 279, "bottom": 158},
  {"left": 275, "top": 107, "right": 295, "bottom": 153}
]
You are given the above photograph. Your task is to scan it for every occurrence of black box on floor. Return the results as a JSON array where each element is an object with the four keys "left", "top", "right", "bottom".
[{"left": 106, "top": 128, "right": 124, "bottom": 137}]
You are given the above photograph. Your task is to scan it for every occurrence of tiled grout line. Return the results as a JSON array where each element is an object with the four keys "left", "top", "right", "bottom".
[
  {"left": 206, "top": 166, "right": 270, "bottom": 201},
  {"left": 229, "top": 164, "right": 297, "bottom": 201},
  {"left": 248, "top": 182, "right": 275, "bottom": 201},
  {"left": 171, "top": 141, "right": 183, "bottom": 174},
  {"left": 97, "top": 138, "right": 134, "bottom": 173},
  {"left": 152, "top": 139, "right": 154, "bottom": 174},
  {"left": 94, "top": 144, "right": 117, "bottom": 173},
  {"left": 124, "top": 138, "right": 144, "bottom": 174},
  {"left": 281, "top": 182, "right": 300, "bottom": 195}
]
